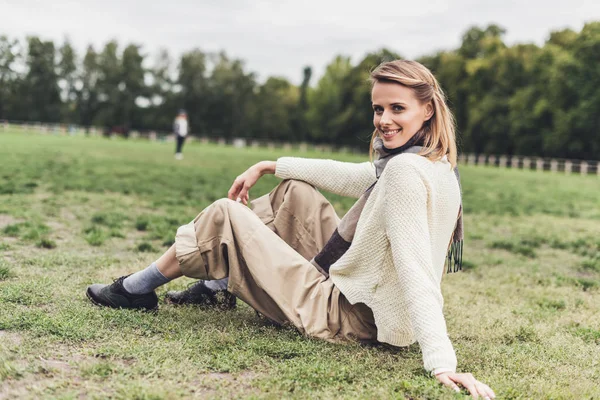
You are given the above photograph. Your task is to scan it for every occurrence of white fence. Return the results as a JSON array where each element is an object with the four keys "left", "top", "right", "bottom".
[
  {"left": 458, "top": 153, "right": 599, "bottom": 176},
  {"left": 2, "top": 120, "right": 599, "bottom": 176}
]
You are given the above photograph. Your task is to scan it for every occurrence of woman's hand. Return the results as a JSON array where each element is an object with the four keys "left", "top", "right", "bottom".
[
  {"left": 435, "top": 372, "right": 495, "bottom": 399},
  {"left": 227, "top": 161, "right": 276, "bottom": 205}
]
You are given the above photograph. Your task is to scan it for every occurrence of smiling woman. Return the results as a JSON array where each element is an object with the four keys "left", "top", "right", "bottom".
[
  {"left": 372, "top": 82, "right": 433, "bottom": 149},
  {"left": 368, "top": 60, "right": 457, "bottom": 168},
  {"left": 86, "top": 60, "right": 493, "bottom": 399}
]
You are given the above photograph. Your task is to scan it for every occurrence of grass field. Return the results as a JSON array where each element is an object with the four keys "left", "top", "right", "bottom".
[{"left": 0, "top": 131, "right": 599, "bottom": 399}]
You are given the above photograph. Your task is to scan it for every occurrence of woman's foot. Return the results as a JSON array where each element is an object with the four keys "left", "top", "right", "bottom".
[
  {"left": 164, "top": 280, "right": 236, "bottom": 309},
  {"left": 86, "top": 276, "right": 159, "bottom": 311}
]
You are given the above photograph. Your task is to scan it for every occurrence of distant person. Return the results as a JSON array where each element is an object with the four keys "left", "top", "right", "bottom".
[
  {"left": 86, "top": 60, "right": 494, "bottom": 399},
  {"left": 173, "top": 110, "right": 188, "bottom": 160}
]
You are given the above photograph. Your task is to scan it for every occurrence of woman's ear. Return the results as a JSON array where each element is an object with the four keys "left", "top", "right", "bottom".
[{"left": 424, "top": 102, "right": 434, "bottom": 121}]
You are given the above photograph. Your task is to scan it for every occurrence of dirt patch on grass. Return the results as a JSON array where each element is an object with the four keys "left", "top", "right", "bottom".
[
  {"left": 0, "top": 215, "right": 18, "bottom": 230},
  {"left": 0, "top": 330, "right": 23, "bottom": 346},
  {"left": 0, "top": 343, "right": 99, "bottom": 399},
  {"left": 188, "top": 371, "right": 260, "bottom": 398},
  {"left": 59, "top": 208, "right": 78, "bottom": 222}
]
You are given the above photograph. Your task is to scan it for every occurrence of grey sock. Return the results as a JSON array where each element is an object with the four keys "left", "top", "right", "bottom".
[
  {"left": 204, "top": 277, "right": 229, "bottom": 291},
  {"left": 123, "top": 262, "right": 172, "bottom": 294}
]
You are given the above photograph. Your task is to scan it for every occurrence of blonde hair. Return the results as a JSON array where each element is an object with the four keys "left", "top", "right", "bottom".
[{"left": 369, "top": 60, "right": 457, "bottom": 168}]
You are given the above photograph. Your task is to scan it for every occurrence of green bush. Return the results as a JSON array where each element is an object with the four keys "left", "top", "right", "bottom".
[
  {"left": 0, "top": 264, "right": 13, "bottom": 280},
  {"left": 136, "top": 242, "right": 156, "bottom": 253},
  {"left": 36, "top": 237, "right": 57, "bottom": 249},
  {"left": 84, "top": 226, "right": 107, "bottom": 246}
]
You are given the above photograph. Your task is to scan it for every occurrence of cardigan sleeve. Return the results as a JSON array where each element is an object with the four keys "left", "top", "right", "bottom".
[
  {"left": 382, "top": 159, "right": 457, "bottom": 374},
  {"left": 275, "top": 157, "right": 376, "bottom": 198}
]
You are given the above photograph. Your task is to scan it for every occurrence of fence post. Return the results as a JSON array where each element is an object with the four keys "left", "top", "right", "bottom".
[
  {"left": 488, "top": 155, "right": 496, "bottom": 166},
  {"left": 468, "top": 154, "right": 477, "bottom": 165},
  {"left": 550, "top": 159, "right": 558, "bottom": 172},
  {"left": 477, "top": 154, "right": 486, "bottom": 165},
  {"left": 565, "top": 160, "right": 572, "bottom": 174},
  {"left": 499, "top": 156, "right": 507, "bottom": 168},
  {"left": 536, "top": 158, "right": 544, "bottom": 172},
  {"left": 522, "top": 157, "right": 531, "bottom": 170},
  {"left": 232, "top": 138, "right": 246, "bottom": 148},
  {"left": 511, "top": 156, "right": 519, "bottom": 169},
  {"left": 581, "top": 161, "right": 588, "bottom": 175}
]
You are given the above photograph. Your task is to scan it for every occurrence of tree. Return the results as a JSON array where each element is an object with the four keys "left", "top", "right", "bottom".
[
  {"left": 76, "top": 46, "right": 100, "bottom": 131},
  {"left": 306, "top": 55, "right": 351, "bottom": 143},
  {"left": 95, "top": 40, "right": 121, "bottom": 130},
  {"left": 205, "top": 52, "right": 256, "bottom": 139},
  {"left": 144, "top": 48, "right": 177, "bottom": 131},
  {"left": 251, "top": 77, "right": 297, "bottom": 141},
  {"left": 563, "top": 22, "right": 600, "bottom": 159},
  {"left": 22, "top": 36, "right": 61, "bottom": 122},
  {"left": 0, "top": 35, "right": 19, "bottom": 120},
  {"left": 57, "top": 38, "right": 77, "bottom": 122},
  {"left": 459, "top": 25, "right": 507, "bottom": 59},
  {"left": 177, "top": 49, "right": 208, "bottom": 134},
  {"left": 291, "top": 66, "right": 312, "bottom": 142},
  {"left": 119, "top": 44, "right": 146, "bottom": 132}
]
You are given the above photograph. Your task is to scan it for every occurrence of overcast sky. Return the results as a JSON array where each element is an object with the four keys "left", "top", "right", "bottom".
[{"left": 2, "top": 0, "right": 599, "bottom": 84}]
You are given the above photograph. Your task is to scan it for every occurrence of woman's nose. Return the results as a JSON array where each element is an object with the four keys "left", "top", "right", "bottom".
[{"left": 380, "top": 111, "right": 391, "bottom": 126}]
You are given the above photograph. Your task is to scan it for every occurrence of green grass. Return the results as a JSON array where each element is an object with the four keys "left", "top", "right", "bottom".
[{"left": 1, "top": 130, "right": 600, "bottom": 399}]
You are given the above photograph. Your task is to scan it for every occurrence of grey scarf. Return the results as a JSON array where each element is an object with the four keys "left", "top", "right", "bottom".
[{"left": 311, "top": 135, "right": 463, "bottom": 275}]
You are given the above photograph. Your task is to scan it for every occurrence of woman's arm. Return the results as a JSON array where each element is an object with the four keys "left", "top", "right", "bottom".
[
  {"left": 228, "top": 161, "right": 276, "bottom": 205},
  {"left": 383, "top": 161, "right": 495, "bottom": 399},
  {"left": 275, "top": 157, "right": 376, "bottom": 198},
  {"left": 383, "top": 161, "right": 457, "bottom": 374}
]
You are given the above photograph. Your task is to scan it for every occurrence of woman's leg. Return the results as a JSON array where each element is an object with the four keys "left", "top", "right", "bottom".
[
  {"left": 174, "top": 197, "right": 329, "bottom": 330},
  {"left": 250, "top": 179, "right": 340, "bottom": 259},
  {"left": 175, "top": 192, "right": 376, "bottom": 341},
  {"left": 249, "top": 180, "right": 377, "bottom": 341},
  {"left": 86, "top": 243, "right": 184, "bottom": 311},
  {"left": 86, "top": 180, "right": 333, "bottom": 312},
  {"left": 165, "top": 179, "right": 338, "bottom": 305},
  {"left": 134, "top": 179, "right": 331, "bottom": 282},
  {"left": 155, "top": 244, "right": 182, "bottom": 279}
]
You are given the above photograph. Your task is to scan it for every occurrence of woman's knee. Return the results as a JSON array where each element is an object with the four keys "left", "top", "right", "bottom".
[
  {"left": 211, "top": 197, "right": 246, "bottom": 219},
  {"left": 279, "top": 180, "right": 322, "bottom": 204},
  {"left": 212, "top": 197, "right": 237, "bottom": 209},
  {"left": 283, "top": 179, "right": 315, "bottom": 194}
]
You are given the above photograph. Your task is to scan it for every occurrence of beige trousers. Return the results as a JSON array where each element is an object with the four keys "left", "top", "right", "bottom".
[{"left": 174, "top": 180, "right": 377, "bottom": 342}]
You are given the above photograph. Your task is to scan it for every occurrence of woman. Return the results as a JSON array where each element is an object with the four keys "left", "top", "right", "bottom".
[
  {"left": 87, "top": 60, "right": 494, "bottom": 398},
  {"left": 173, "top": 109, "right": 188, "bottom": 160}
]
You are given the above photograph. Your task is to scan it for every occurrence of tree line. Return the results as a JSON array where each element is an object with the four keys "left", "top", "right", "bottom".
[{"left": 1, "top": 22, "right": 599, "bottom": 159}]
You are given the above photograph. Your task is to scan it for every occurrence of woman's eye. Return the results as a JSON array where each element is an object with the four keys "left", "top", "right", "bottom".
[
  {"left": 373, "top": 107, "right": 383, "bottom": 114},
  {"left": 393, "top": 105, "right": 404, "bottom": 112}
]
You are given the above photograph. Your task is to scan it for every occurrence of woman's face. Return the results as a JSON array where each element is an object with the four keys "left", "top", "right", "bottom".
[{"left": 371, "top": 81, "right": 433, "bottom": 149}]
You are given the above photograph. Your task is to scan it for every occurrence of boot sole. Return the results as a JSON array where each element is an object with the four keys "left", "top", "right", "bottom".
[
  {"left": 164, "top": 295, "right": 237, "bottom": 310},
  {"left": 86, "top": 287, "right": 159, "bottom": 312}
]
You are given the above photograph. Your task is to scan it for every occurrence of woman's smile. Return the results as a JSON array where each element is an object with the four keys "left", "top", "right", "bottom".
[{"left": 380, "top": 128, "right": 402, "bottom": 140}]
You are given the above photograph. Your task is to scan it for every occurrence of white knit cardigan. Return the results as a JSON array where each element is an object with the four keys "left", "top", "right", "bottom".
[{"left": 275, "top": 153, "right": 461, "bottom": 374}]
